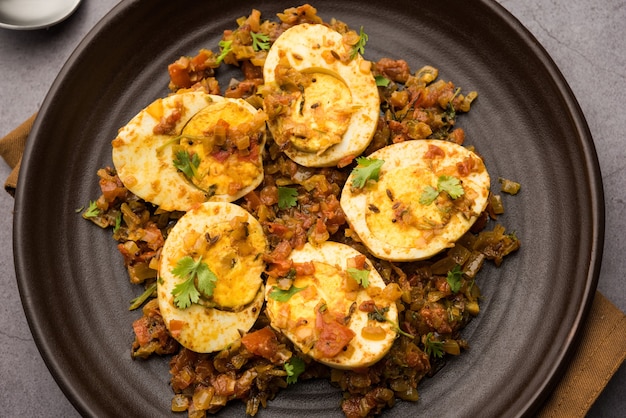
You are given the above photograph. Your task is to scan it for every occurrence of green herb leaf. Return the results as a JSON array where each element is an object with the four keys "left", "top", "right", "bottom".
[
  {"left": 285, "top": 356, "right": 306, "bottom": 384},
  {"left": 269, "top": 285, "right": 307, "bottom": 302},
  {"left": 419, "top": 185, "right": 439, "bottom": 205},
  {"left": 419, "top": 175, "right": 465, "bottom": 205},
  {"left": 438, "top": 175, "right": 464, "bottom": 199},
  {"left": 173, "top": 150, "right": 200, "bottom": 179},
  {"left": 251, "top": 31, "right": 270, "bottom": 51},
  {"left": 375, "top": 75, "right": 391, "bottom": 87},
  {"left": 446, "top": 264, "right": 463, "bottom": 294},
  {"left": 424, "top": 332, "right": 445, "bottom": 358},
  {"left": 83, "top": 201, "right": 100, "bottom": 218},
  {"left": 277, "top": 186, "right": 298, "bottom": 209},
  {"left": 351, "top": 157, "right": 384, "bottom": 189},
  {"left": 368, "top": 306, "right": 414, "bottom": 338},
  {"left": 350, "top": 26, "right": 368, "bottom": 60},
  {"left": 347, "top": 268, "right": 370, "bottom": 288},
  {"left": 368, "top": 306, "right": 390, "bottom": 322},
  {"left": 171, "top": 256, "right": 217, "bottom": 309},
  {"left": 216, "top": 40, "right": 233, "bottom": 64}
]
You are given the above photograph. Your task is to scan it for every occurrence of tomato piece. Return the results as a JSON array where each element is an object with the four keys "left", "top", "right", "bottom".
[
  {"left": 132, "top": 317, "right": 151, "bottom": 346},
  {"left": 315, "top": 310, "right": 355, "bottom": 358},
  {"left": 168, "top": 60, "right": 192, "bottom": 89},
  {"left": 241, "top": 326, "right": 280, "bottom": 361}
]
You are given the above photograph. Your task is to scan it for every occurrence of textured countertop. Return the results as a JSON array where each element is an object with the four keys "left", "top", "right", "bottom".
[{"left": 1, "top": 0, "right": 623, "bottom": 416}]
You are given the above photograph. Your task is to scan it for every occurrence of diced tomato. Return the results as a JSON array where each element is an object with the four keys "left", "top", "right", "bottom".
[
  {"left": 315, "top": 310, "right": 355, "bottom": 358},
  {"left": 141, "top": 222, "right": 165, "bottom": 250},
  {"left": 293, "top": 261, "right": 315, "bottom": 276},
  {"left": 241, "top": 327, "right": 280, "bottom": 361},
  {"left": 346, "top": 254, "right": 367, "bottom": 270},
  {"left": 168, "top": 59, "right": 192, "bottom": 89},
  {"left": 424, "top": 144, "right": 445, "bottom": 159},
  {"left": 132, "top": 317, "right": 151, "bottom": 346}
]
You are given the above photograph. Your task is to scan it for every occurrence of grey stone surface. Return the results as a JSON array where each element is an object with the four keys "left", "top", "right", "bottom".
[{"left": 0, "top": 0, "right": 623, "bottom": 416}]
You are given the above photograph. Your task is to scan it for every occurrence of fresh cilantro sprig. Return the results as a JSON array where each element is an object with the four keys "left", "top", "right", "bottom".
[
  {"left": 446, "top": 264, "right": 463, "bottom": 293},
  {"left": 423, "top": 332, "right": 445, "bottom": 358},
  {"left": 251, "top": 31, "right": 270, "bottom": 51},
  {"left": 268, "top": 285, "right": 308, "bottom": 302},
  {"left": 285, "top": 356, "right": 306, "bottom": 384},
  {"left": 368, "top": 306, "right": 414, "bottom": 339},
  {"left": 351, "top": 157, "right": 384, "bottom": 189},
  {"left": 277, "top": 186, "right": 298, "bottom": 209},
  {"left": 173, "top": 150, "right": 200, "bottom": 179},
  {"left": 350, "top": 26, "right": 368, "bottom": 60},
  {"left": 419, "top": 175, "right": 464, "bottom": 205},
  {"left": 347, "top": 267, "right": 370, "bottom": 288},
  {"left": 216, "top": 40, "right": 233, "bottom": 64},
  {"left": 171, "top": 256, "right": 218, "bottom": 309}
]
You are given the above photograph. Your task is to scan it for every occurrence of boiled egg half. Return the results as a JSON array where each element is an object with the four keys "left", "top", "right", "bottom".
[
  {"left": 264, "top": 241, "right": 399, "bottom": 369},
  {"left": 262, "top": 23, "right": 379, "bottom": 167},
  {"left": 112, "top": 91, "right": 266, "bottom": 212},
  {"left": 341, "top": 139, "right": 491, "bottom": 261},
  {"left": 157, "top": 201, "right": 267, "bottom": 353}
]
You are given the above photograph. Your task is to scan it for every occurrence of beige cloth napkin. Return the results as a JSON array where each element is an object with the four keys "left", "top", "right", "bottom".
[{"left": 1, "top": 114, "right": 625, "bottom": 415}]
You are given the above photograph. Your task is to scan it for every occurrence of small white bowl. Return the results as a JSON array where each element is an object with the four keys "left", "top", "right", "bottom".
[{"left": 0, "top": 0, "right": 81, "bottom": 30}]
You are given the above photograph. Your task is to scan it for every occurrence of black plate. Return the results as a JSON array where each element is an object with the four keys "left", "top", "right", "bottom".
[{"left": 14, "top": 0, "right": 604, "bottom": 417}]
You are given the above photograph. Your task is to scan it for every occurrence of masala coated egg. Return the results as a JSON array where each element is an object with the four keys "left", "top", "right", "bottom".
[
  {"left": 112, "top": 91, "right": 266, "bottom": 212},
  {"left": 264, "top": 241, "right": 399, "bottom": 369},
  {"left": 341, "top": 140, "right": 491, "bottom": 261},
  {"left": 157, "top": 202, "right": 267, "bottom": 353},
  {"left": 262, "top": 23, "right": 379, "bottom": 167}
]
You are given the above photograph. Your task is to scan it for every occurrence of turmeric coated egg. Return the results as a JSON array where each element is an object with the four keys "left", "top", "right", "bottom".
[
  {"left": 262, "top": 23, "right": 379, "bottom": 167},
  {"left": 112, "top": 91, "right": 266, "bottom": 212},
  {"left": 341, "top": 140, "right": 491, "bottom": 261},
  {"left": 157, "top": 202, "right": 267, "bottom": 353},
  {"left": 264, "top": 241, "right": 399, "bottom": 369}
]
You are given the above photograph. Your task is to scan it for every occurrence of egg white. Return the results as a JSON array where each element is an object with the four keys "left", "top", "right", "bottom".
[
  {"left": 158, "top": 201, "right": 267, "bottom": 353},
  {"left": 341, "top": 139, "right": 491, "bottom": 261},
  {"left": 263, "top": 23, "right": 379, "bottom": 167}
]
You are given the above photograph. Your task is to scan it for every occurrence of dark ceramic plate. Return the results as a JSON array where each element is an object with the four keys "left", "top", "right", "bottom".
[{"left": 14, "top": 0, "right": 604, "bottom": 417}]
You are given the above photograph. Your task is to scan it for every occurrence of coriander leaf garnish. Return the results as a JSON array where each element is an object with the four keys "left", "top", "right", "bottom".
[
  {"left": 375, "top": 75, "right": 391, "bottom": 87},
  {"left": 173, "top": 150, "right": 200, "bottom": 179},
  {"left": 368, "top": 306, "right": 413, "bottom": 338},
  {"left": 171, "top": 256, "right": 218, "bottom": 309},
  {"left": 285, "top": 356, "right": 306, "bottom": 384},
  {"left": 419, "top": 175, "right": 465, "bottom": 205},
  {"left": 216, "top": 40, "right": 233, "bottom": 64},
  {"left": 351, "top": 156, "right": 384, "bottom": 189},
  {"left": 83, "top": 201, "right": 100, "bottom": 218},
  {"left": 424, "top": 332, "right": 445, "bottom": 358},
  {"left": 419, "top": 186, "right": 440, "bottom": 205},
  {"left": 347, "top": 267, "right": 370, "bottom": 288},
  {"left": 446, "top": 264, "right": 463, "bottom": 294},
  {"left": 251, "top": 31, "right": 270, "bottom": 51},
  {"left": 438, "top": 175, "right": 464, "bottom": 199},
  {"left": 277, "top": 186, "right": 298, "bottom": 209},
  {"left": 269, "top": 285, "right": 307, "bottom": 302},
  {"left": 350, "top": 26, "right": 368, "bottom": 60}
]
